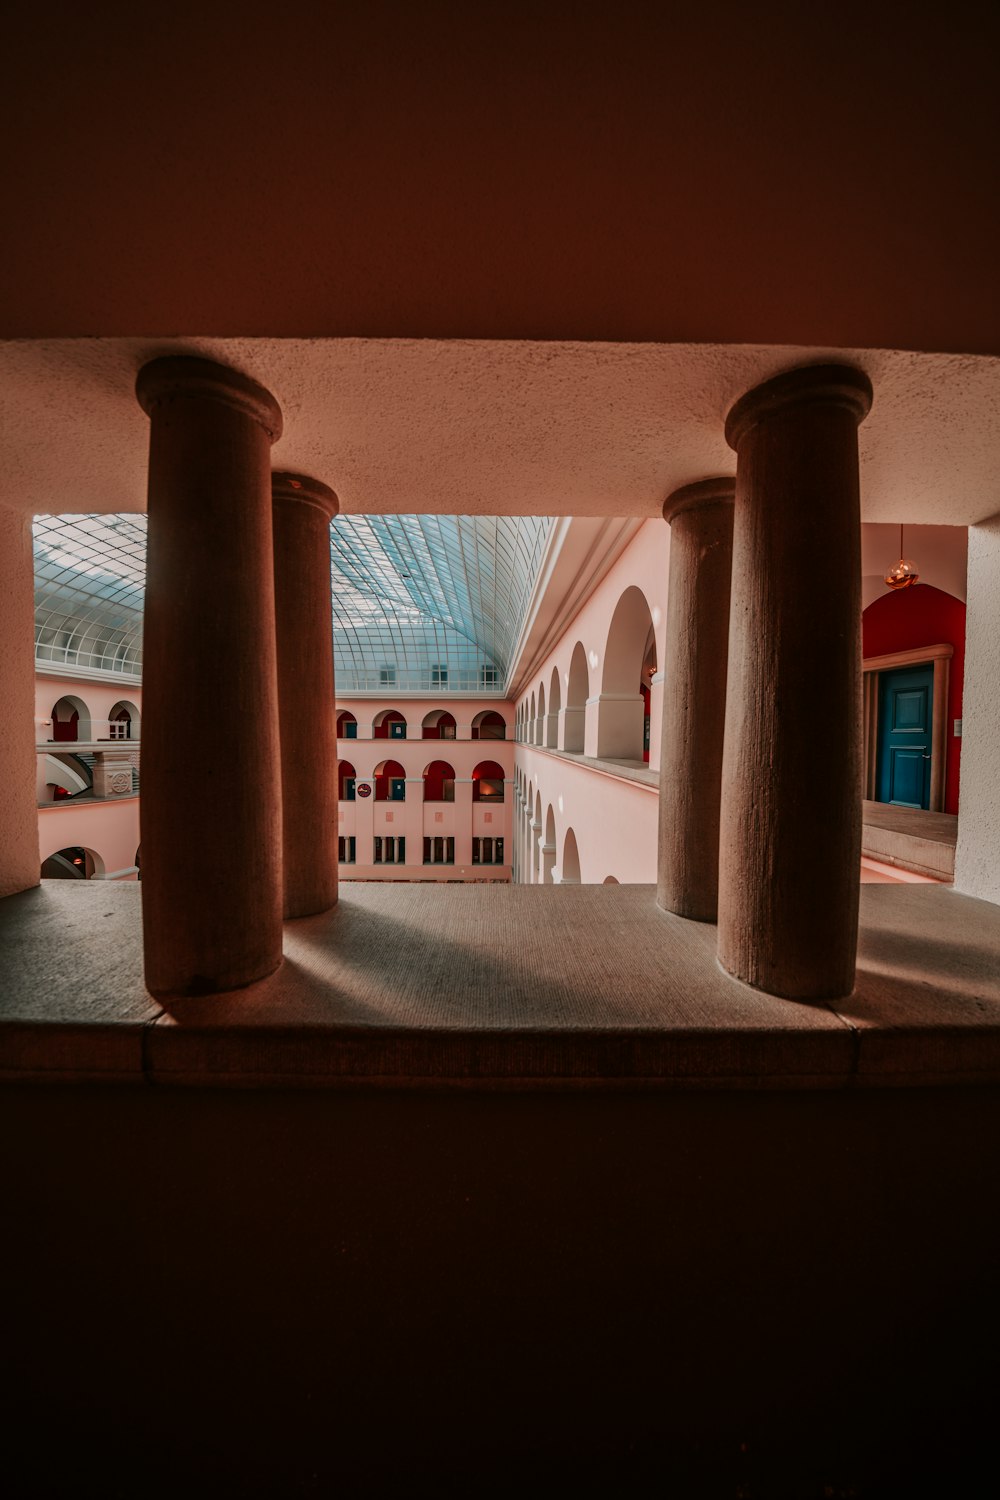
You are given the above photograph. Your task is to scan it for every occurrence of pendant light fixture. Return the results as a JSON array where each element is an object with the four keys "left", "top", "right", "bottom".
[{"left": 884, "top": 524, "right": 920, "bottom": 590}]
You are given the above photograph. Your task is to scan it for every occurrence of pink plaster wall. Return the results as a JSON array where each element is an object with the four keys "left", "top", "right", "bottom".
[
  {"left": 35, "top": 676, "right": 142, "bottom": 743},
  {"left": 338, "top": 696, "right": 514, "bottom": 881},
  {"left": 514, "top": 520, "right": 667, "bottom": 883},
  {"left": 38, "top": 795, "right": 140, "bottom": 880},
  {"left": 1, "top": 510, "right": 40, "bottom": 897}
]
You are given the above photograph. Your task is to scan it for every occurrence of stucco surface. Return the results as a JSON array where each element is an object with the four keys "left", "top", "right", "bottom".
[
  {"left": 0, "top": 508, "right": 41, "bottom": 897},
  {"left": 1, "top": 339, "right": 998, "bottom": 526},
  {"left": 956, "top": 516, "right": 1000, "bottom": 903}
]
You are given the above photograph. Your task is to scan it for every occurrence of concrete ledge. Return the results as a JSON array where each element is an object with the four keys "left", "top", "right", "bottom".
[
  {"left": 862, "top": 799, "right": 957, "bottom": 880},
  {"left": 2, "top": 881, "right": 1000, "bottom": 1090},
  {"left": 519, "top": 742, "right": 658, "bottom": 789}
]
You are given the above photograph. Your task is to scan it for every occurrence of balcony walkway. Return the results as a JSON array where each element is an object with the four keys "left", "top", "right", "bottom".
[
  {"left": 862, "top": 798, "right": 958, "bottom": 880},
  {"left": 3, "top": 879, "right": 1000, "bottom": 1090}
]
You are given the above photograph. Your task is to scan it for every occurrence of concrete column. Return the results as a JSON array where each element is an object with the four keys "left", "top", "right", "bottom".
[
  {"left": 530, "top": 817, "right": 542, "bottom": 882},
  {"left": 718, "top": 364, "right": 872, "bottom": 1000},
  {"left": 0, "top": 506, "right": 40, "bottom": 898},
  {"left": 92, "top": 750, "right": 136, "bottom": 799},
  {"left": 559, "top": 705, "right": 585, "bottom": 753},
  {"left": 540, "top": 840, "right": 557, "bottom": 884},
  {"left": 135, "top": 355, "right": 283, "bottom": 997},
  {"left": 657, "top": 478, "right": 735, "bottom": 922},
  {"left": 587, "top": 692, "right": 645, "bottom": 760},
  {"left": 543, "top": 713, "right": 559, "bottom": 748},
  {"left": 272, "top": 472, "right": 340, "bottom": 918}
]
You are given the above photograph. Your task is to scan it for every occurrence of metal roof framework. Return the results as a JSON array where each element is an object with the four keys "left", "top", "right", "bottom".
[{"left": 33, "top": 512, "right": 551, "bottom": 693}]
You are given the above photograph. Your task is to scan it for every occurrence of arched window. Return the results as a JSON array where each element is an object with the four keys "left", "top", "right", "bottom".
[
  {"left": 107, "top": 699, "right": 140, "bottom": 740},
  {"left": 373, "top": 709, "right": 407, "bottom": 740},
  {"left": 543, "top": 804, "right": 557, "bottom": 883},
  {"left": 536, "top": 682, "right": 546, "bottom": 745},
  {"left": 562, "top": 828, "right": 582, "bottom": 884},
  {"left": 40, "top": 846, "right": 104, "bottom": 880},
  {"left": 473, "top": 760, "right": 505, "bottom": 803},
  {"left": 547, "top": 667, "right": 561, "bottom": 747},
  {"left": 565, "top": 642, "right": 588, "bottom": 752},
  {"left": 373, "top": 759, "right": 407, "bottom": 800},
  {"left": 423, "top": 760, "right": 456, "bottom": 802},
  {"left": 599, "top": 587, "right": 655, "bottom": 760},
  {"left": 471, "top": 709, "right": 506, "bottom": 740},
  {"left": 50, "top": 694, "right": 92, "bottom": 744},
  {"left": 422, "top": 710, "right": 457, "bottom": 740},
  {"left": 337, "top": 710, "right": 358, "bottom": 740},
  {"left": 338, "top": 760, "right": 357, "bottom": 800}
]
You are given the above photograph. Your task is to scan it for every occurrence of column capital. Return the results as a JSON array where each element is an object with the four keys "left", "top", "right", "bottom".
[
  {"left": 272, "top": 471, "right": 339, "bottom": 519},
  {"left": 663, "top": 476, "right": 735, "bottom": 524},
  {"left": 724, "top": 362, "right": 872, "bottom": 450},
  {"left": 136, "top": 355, "right": 283, "bottom": 442}
]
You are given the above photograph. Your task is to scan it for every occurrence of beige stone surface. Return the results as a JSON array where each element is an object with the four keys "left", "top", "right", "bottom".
[
  {"left": 3, "top": 881, "right": 1000, "bottom": 1089},
  {"left": 862, "top": 799, "right": 957, "bottom": 879}
]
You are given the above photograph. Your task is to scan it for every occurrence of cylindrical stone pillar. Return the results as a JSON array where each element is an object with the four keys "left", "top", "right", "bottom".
[
  {"left": 657, "top": 478, "right": 735, "bottom": 922},
  {"left": 718, "top": 363, "right": 873, "bottom": 1000},
  {"left": 136, "top": 356, "right": 284, "bottom": 997},
  {"left": 272, "top": 471, "right": 340, "bottom": 918}
]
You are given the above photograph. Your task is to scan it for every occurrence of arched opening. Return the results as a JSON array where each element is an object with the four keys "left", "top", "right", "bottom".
[
  {"left": 41, "top": 846, "right": 104, "bottom": 880},
  {"left": 50, "top": 694, "right": 92, "bottom": 743},
  {"left": 565, "top": 642, "right": 588, "bottom": 752},
  {"left": 373, "top": 758, "right": 407, "bottom": 801},
  {"left": 536, "top": 682, "right": 546, "bottom": 745},
  {"left": 862, "top": 584, "right": 966, "bottom": 815},
  {"left": 423, "top": 759, "right": 456, "bottom": 802},
  {"left": 472, "top": 709, "right": 506, "bottom": 740},
  {"left": 562, "top": 828, "right": 582, "bottom": 884},
  {"left": 337, "top": 710, "right": 358, "bottom": 740},
  {"left": 43, "top": 752, "right": 91, "bottom": 801},
  {"left": 599, "top": 586, "right": 655, "bottom": 760},
  {"left": 529, "top": 692, "right": 536, "bottom": 742},
  {"left": 373, "top": 709, "right": 407, "bottom": 740},
  {"left": 338, "top": 760, "right": 357, "bottom": 801},
  {"left": 422, "top": 709, "right": 457, "bottom": 740},
  {"left": 547, "top": 667, "right": 561, "bottom": 747},
  {"left": 602, "top": 874, "right": 619, "bottom": 886},
  {"left": 472, "top": 759, "right": 505, "bottom": 802},
  {"left": 107, "top": 699, "right": 140, "bottom": 740},
  {"left": 543, "top": 804, "right": 557, "bottom": 883}
]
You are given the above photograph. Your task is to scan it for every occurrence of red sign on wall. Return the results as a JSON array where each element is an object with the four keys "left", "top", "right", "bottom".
[{"left": 356, "top": 782, "right": 372, "bottom": 799}]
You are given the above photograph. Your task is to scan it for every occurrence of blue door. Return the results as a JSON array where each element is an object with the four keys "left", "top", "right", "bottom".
[{"left": 876, "top": 665, "right": 933, "bottom": 809}]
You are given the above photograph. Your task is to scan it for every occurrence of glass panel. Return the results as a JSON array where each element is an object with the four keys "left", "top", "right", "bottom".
[{"left": 32, "top": 512, "right": 553, "bottom": 695}]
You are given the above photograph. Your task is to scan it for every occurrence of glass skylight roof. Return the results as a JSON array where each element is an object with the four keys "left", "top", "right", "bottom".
[{"left": 33, "top": 512, "right": 551, "bottom": 692}]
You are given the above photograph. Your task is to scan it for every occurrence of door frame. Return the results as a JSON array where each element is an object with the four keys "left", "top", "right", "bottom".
[{"left": 862, "top": 643, "right": 952, "bottom": 812}]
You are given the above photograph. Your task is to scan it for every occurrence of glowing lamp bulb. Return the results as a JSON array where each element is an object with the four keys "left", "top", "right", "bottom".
[{"left": 884, "top": 558, "right": 920, "bottom": 590}]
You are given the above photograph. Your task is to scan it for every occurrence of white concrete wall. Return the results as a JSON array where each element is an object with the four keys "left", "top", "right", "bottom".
[{"left": 955, "top": 514, "right": 1000, "bottom": 904}]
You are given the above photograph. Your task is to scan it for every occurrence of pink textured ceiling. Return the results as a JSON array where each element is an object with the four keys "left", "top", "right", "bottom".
[{"left": 1, "top": 339, "right": 998, "bottom": 527}]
